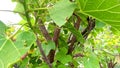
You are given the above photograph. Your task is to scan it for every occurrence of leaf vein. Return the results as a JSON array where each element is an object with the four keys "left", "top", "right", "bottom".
[
  {"left": 83, "top": 0, "right": 88, "bottom": 10},
  {"left": 97, "top": 0, "right": 106, "bottom": 9}
]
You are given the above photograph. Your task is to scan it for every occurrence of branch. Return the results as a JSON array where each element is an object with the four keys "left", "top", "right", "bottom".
[
  {"left": 107, "top": 60, "right": 117, "bottom": 68},
  {"left": 68, "top": 13, "right": 81, "bottom": 54},
  {"left": 73, "top": 53, "right": 84, "bottom": 58},
  {"left": 48, "top": 27, "right": 61, "bottom": 63},
  {"left": 38, "top": 19, "right": 52, "bottom": 41},
  {"left": 53, "top": 27, "right": 61, "bottom": 45},
  {"left": 82, "top": 17, "right": 95, "bottom": 39},
  {"left": 36, "top": 35, "right": 52, "bottom": 68}
]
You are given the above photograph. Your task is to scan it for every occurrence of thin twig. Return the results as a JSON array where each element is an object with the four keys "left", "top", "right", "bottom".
[
  {"left": 0, "top": 10, "right": 25, "bottom": 15},
  {"left": 9, "top": 23, "right": 27, "bottom": 40},
  {"left": 82, "top": 17, "right": 95, "bottom": 39},
  {"left": 53, "top": 27, "right": 61, "bottom": 45},
  {"left": 28, "top": 7, "right": 48, "bottom": 12}
]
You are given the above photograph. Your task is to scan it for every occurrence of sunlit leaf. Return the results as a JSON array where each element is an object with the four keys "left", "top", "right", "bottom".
[
  {"left": 0, "top": 30, "right": 36, "bottom": 67},
  {"left": 0, "top": 39, "right": 21, "bottom": 68},
  {"left": 77, "top": 0, "right": 120, "bottom": 31},
  {"left": 14, "top": 31, "right": 36, "bottom": 55},
  {"left": 0, "top": 35, "right": 6, "bottom": 48},
  {"left": 0, "top": 20, "right": 7, "bottom": 35},
  {"left": 49, "top": 0, "right": 76, "bottom": 27},
  {"left": 83, "top": 53, "right": 100, "bottom": 68}
]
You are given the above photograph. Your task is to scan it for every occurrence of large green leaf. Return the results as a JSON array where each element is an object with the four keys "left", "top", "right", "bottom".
[
  {"left": 83, "top": 53, "right": 100, "bottom": 68},
  {"left": 77, "top": 0, "right": 120, "bottom": 30},
  {"left": 0, "top": 21, "right": 7, "bottom": 35},
  {"left": 49, "top": 0, "right": 76, "bottom": 27},
  {"left": 0, "top": 35, "right": 6, "bottom": 48},
  {"left": 0, "top": 39, "right": 21, "bottom": 68},
  {"left": 15, "top": 31, "right": 36, "bottom": 46},
  {"left": 0, "top": 31, "right": 36, "bottom": 67},
  {"left": 14, "top": 31, "right": 36, "bottom": 55}
]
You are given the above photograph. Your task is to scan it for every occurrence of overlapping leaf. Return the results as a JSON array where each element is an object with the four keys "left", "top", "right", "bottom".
[
  {"left": 42, "top": 41, "right": 55, "bottom": 55},
  {"left": 77, "top": 0, "right": 120, "bottom": 30}
]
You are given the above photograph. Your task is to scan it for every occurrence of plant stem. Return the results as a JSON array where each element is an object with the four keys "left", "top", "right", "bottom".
[
  {"left": 22, "top": 0, "right": 33, "bottom": 30},
  {"left": 28, "top": 8, "right": 48, "bottom": 12},
  {"left": 48, "top": 27, "right": 61, "bottom": 63}
]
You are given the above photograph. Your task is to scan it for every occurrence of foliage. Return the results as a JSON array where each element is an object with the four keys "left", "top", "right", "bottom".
[{"left": 0, "top": 0, "right": 120, "bottom": 68}]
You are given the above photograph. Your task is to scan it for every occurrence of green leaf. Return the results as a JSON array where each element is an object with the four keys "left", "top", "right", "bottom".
[
  {"left": 39, "top": 63, "right": 49, "bottom": 68},
  {"left": 19, "top": 58, "right": 29, "bottom": 68},
  {"left": 49, "top": 0, "right": 76, "bottom": 27},
  {"left": 56, "top": 47, "right": 72, "bottom": 64},
  {"left": 95, "top": 20, "right": 106, "bottom": 29},
  {"left": 83, "top": 53, "right": 100, "bottom": 68},
  {"left": 0, "top": 39, "right": 21, "bottom": 68},
  {"left": 0, "top": 35, "right": 6, "bottom": 48},
  {"left": 14, "top": 2, "right": 24, "bottom": 13},
  {"left": 15, "top": 31, "right": 36, "bottom": 46},
  {"left": 0, "top": 20, "right": 7, "bottom": 35},
  {"left": 0, "top": 31, "right": 36, "bottom": 67},
  {"left": 59, "top": 47, "right": 68, "bottom": 54},
  {"left": 58, "top": 64, "right": 66, "bottom": 68},
  {"left": 64, "top": 23, "right": 85, "bottom": 44},
  {"left": 14, "top": 31, "right": 36, "bottom": 55},
  {"left": 77, "top": 0, "right": 120, "bottom": 31},
  {"left": 56, "top": 53, "right": 72, "bottom": 64},
  {"left": 14, "top": 2, "right": 25, "bottom": 20},
  {"left": 42, "top": 41, "right": 55, "bottom": 55},
  {"left": 110, "top": 27, "right": 120, "bottom": 35}
]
